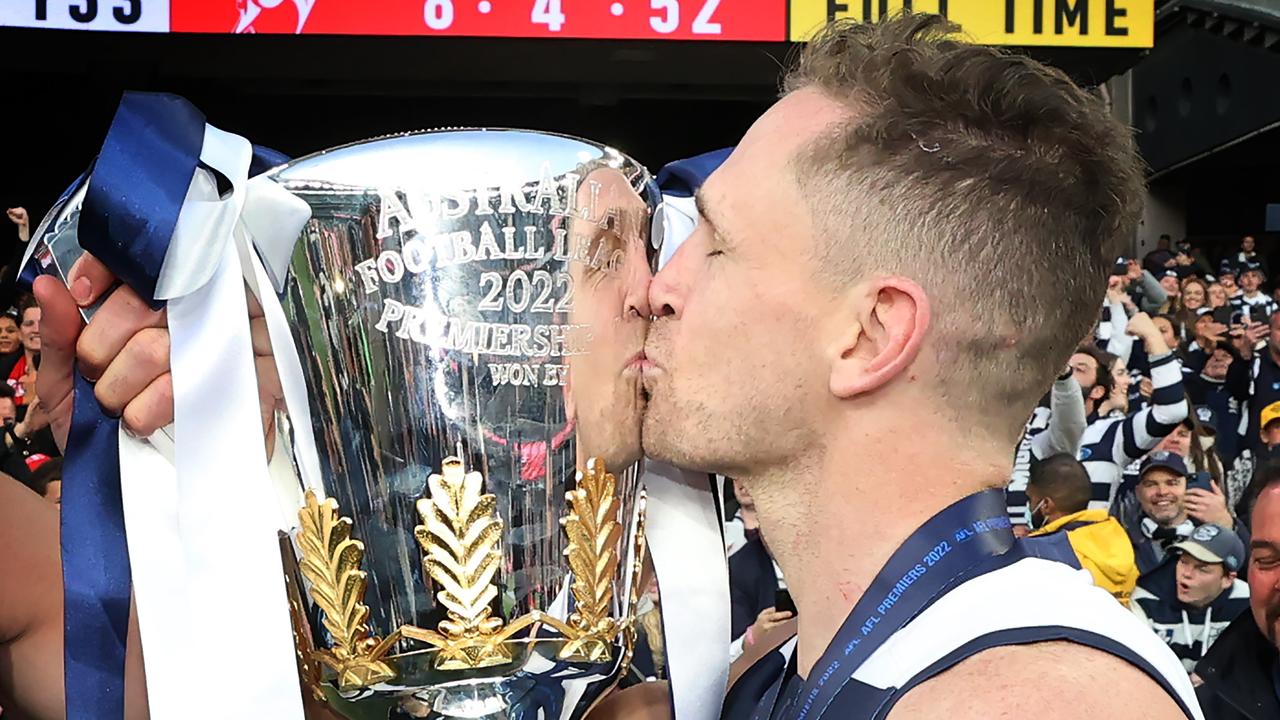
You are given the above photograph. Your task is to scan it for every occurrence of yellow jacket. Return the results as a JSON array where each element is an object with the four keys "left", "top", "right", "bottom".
[{"left": 1029, "top": 508, "right": 1138, "bottom": 607}]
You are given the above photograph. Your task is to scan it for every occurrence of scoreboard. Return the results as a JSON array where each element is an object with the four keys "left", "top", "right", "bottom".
[{"left": 1, "top": 0, "right": 1153, "bottom": 46}]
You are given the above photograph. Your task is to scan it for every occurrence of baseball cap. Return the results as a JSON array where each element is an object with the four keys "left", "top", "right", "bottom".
[
  {"left": 1263, "top": 401, "right": 1280, "bottom": 431},
  {"left": 1219, "top": 260, "right": 1237, "bottom": 276},
  {"left": 1140, "top": 450, "right": 1188, "bottom": 478},
  {"left": 1111, "top": 257, "right": 1131, "bottom": 276},
  {"left": 1193, "top": 406, "right": 1219, "bottom": 435},
  {"left": 1163, "top": 269, "right": 1179, "bottom": 279},
  {"left": 1243, "top": 261, "right": 1265, "bottom": 278},
  {"left": 1171, "top": 523, "right": 1246, "bottom": 572}
]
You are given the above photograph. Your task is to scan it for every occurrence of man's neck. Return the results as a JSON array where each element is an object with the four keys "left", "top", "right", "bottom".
[
  {"left": 744, "top": 422, "right": 1010, "bottom": 678},
  {"left": 1159, "top": 512, "right": 1190, "bottom": 530}
]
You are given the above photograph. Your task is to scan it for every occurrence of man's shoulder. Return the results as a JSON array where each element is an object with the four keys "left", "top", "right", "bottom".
[{"left": 887, "top": 641, "right": 1187, "bottom": 720}]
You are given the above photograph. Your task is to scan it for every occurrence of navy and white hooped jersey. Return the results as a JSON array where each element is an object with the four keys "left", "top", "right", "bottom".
[
  {"left": 1078, "top": 352, "right": 1188, "bottom": 509},
  {"left": 1130, "top": 579, "right": 1251, "bottom": 673},
  {"left": 723, "top": 544, "right": 1204, "bottom": 720},
  {"left": 1228, "top": 291, "right": 1277, "bottom": 321}
]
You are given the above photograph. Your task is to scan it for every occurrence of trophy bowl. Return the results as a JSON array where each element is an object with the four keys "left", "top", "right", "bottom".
[
  {"left": 274, "top": 129, "right": 659, "bottom": 720},
  {"left": 30, "top": 128, "right": 662, "bottom": 720}
]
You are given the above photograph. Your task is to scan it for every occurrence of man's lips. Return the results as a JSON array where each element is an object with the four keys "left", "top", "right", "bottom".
[{"left": 626, "top": 351, "right": 656, "bottom": 372}]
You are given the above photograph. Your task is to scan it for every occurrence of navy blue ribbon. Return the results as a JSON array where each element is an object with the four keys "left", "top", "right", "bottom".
[
  {"left": 656, "top": 148, "right": 733, "bottom": 198},
  {"left": 80, "top": 93, "right": 206, "bottom": 310},
  {"left": 61, "top": 372, "right": 130, "bottom": 718},
  {"left": 751, "top": 489, "right": 1016, "bottom": 720},
  {"left": 61, "top": 91, "right": 205, "bottom": 720},
  {"left": 59, "top": 91, "right": 287, "bottom": 719}
]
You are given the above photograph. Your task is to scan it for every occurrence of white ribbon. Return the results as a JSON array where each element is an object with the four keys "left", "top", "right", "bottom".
[
  {"left": 118, "top": 124, "right": 312, "bottom": 720},
  {"left": 643, "top": 461, "right": 730, "bottom": 720},
  {"left": 641, "top": 199, "right": 731, "bottom": 720},
  {"left": 236, "top": 194, "right": 325, "bottom": 500}
]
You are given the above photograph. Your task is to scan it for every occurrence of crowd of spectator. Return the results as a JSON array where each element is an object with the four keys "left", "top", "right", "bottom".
[{"left": 2, "top": 207, "right": 61, "bottom": 504}]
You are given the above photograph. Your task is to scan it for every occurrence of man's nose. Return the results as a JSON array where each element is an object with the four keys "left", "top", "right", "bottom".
[
  {"left": 649, "top": 241, "right": 692, "bottom": 319},
  {"left": 624, "top": 257, "right": 653, "bottom": 319}
]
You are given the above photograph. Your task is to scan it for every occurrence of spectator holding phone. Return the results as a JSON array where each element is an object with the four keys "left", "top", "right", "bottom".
[
  {"left": 1225, "top": 310, "right": 1280, "bottom": 452},
  {"left": 1188, "top": 314, "right": 1229, "bottom": 358},
  {"left": 1125, "top": 452, "right": 1248, "bottom": 593}
]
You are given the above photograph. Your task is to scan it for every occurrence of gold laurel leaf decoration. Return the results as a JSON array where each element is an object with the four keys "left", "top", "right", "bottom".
[
  {"left": 408, "top": 457, "right": 514, "bottom": 670},
  {"left": 296, "top": 490, "right": 399, "bottom": 690},
  {"left": 558, "top": 457, "right": 624, "bottom": 662}
]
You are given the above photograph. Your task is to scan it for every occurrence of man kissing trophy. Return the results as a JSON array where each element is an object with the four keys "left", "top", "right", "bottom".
[{"left": 25, "top": 92, "right": 728, "bottom": 720}]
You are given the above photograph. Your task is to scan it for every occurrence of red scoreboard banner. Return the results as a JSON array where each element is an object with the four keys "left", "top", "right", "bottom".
[
  {"left": 1, "top": 1, "right": 1154, "bottom": 46},
  {"left": 0, "top": 0, "right": 786, "bottom": 41},
  {"left": 174, "top": 0, "right": 785, "bottom": 41}
]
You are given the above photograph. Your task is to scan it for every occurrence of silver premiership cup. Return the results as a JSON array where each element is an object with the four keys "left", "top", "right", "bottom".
[
  {"left": 274, "top": 130, "right": 659, "bottom": 720},
  {"left": 32, "top": 129, "right": 663, "bottom": 719}
]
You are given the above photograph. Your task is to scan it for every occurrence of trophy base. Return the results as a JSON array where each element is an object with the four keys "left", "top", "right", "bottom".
[{"left": 312, "top": 640, "right": 621, "bottom": 720}]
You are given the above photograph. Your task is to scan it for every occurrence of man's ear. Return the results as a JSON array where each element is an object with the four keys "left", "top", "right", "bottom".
[
  {"left": 829, "top": 277, "right": 930, "bottom": 399},
  {"left": 1089, "top": 385, "right": 1107, "bottom": 403}
]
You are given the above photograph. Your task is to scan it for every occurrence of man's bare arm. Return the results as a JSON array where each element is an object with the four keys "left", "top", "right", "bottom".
[
  {"left": 0, "top": 474, "right": 150, "bottom": 719},
  {"left": 0, "top": 474, "right": 64, "bottom": 718}
]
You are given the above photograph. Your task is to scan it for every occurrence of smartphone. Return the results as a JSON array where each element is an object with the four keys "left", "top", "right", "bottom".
[
  {"left": 1212, "top": 306, "right": 1234, "bottom": 326},
  {"left": 775, "top": 588, "right": 797, "bottom": 615},
  {"left": 1186, "top": 471, "right": 1213, "bottom": 494}
]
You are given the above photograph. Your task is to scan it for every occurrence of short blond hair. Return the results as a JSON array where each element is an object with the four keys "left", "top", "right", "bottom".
[{"left": 786, "top": 13, "right": 1145, "bottom": 443}]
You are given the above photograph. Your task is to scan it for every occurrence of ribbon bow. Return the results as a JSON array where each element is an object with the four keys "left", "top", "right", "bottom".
[{"left": 49, "top": 91, "right": 315, "bottom": 720}]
